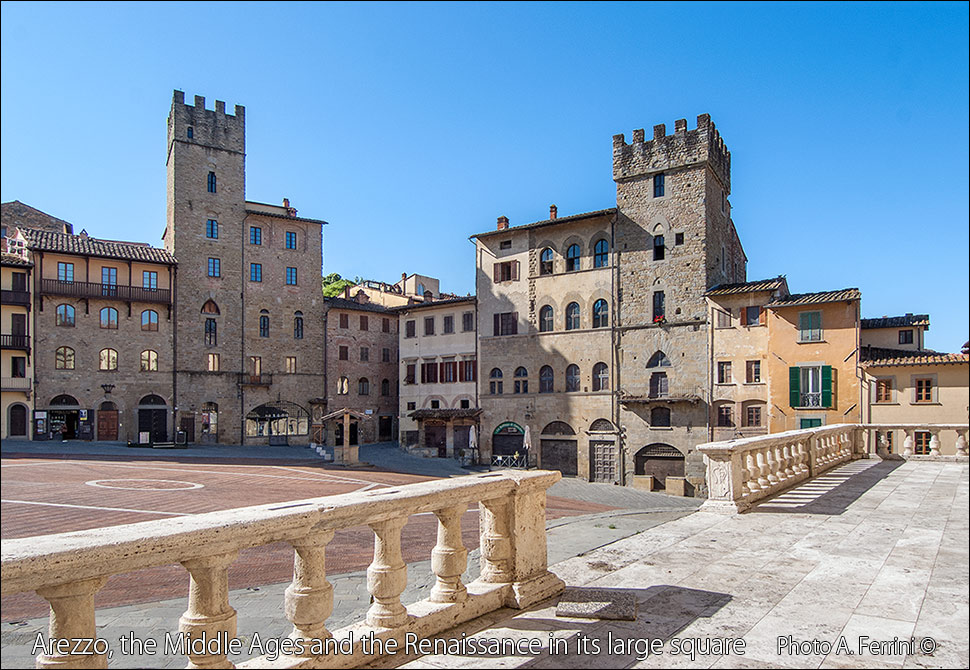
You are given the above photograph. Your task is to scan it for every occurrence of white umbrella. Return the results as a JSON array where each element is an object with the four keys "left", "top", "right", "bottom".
[
  {"left": 523, "top": 425, "right": 532, "bottom": 452},
  {"left": 468, "top": 425, "right": 477, "bottom": 453}
]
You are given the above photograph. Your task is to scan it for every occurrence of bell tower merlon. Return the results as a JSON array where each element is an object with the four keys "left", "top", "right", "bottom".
[{"left": 167, "top": 90, "right": 245, "bottom": 156}]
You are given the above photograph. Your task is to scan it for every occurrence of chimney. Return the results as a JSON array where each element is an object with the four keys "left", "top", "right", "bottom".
[
  {"left": 283, "top": 198, "right": 290, "bottom": 208},
  {"left": 497, "top": 216, "right": 509, "bottom": 230},
  {"left": 343, "top": 286, "right": 350, "bottom": 299},
  {"left": 549, "top": 205, "right": 557, "bottom": 220}
]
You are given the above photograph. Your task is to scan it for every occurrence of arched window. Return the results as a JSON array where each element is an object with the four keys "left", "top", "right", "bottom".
[
  {"left": 651, "top": 406, "right": 671, "bottom": 427},
  {"left": 565, "top": 302, "right": 580, "bottom": 330},
  {"left": 647, "top": 351, "right": 671, "bottom": 368},
  {"left": 514, "top": 366, "right": 528, "bottom": 394},
  {"left": 590, "top": 418, "right": 614, "bottom": 432},
  {"left": 565, "top": 364, "right": 580, "bottom": 392},
  {"left": 336, "top": 376, "right": 349, "bottom": 395},
  {"left": 592, "top": 362, "right": 609, "bottom": 391},
  {"left": 259, "top": 310, "right": 269, "bottom": 338},
  {"left": 55, "top": 346, "right": 75, "bottom": 370},
  {"left": 540, "top": 248, "right": 554, "bottom": 275},
  {"left": 565, "top": 244, "right": 581, "bottom": 272},
  {"left": 489, "top": 368, "right": 503, "bottom": 395},
  {"left": 99, "top": 348, "right": 118, "bottom": 371},
  {"left": 539, "top": 365, "right": 554, "bottom": 393},
  {"left": 594, "top": 239, "right": 609, "bottom": 268},
  {"left": 141, "top": 309, "right": 158, "bottom": 331},
  {"left": 99, "top": 307, "right": 118, "bottom": 329},
  {"left": 541, "top": 421, "right": 576, "bottom": 436},
  {"left": 204, "top": 318, "right": 217, "bottom": 346},
  {"left": 358, "top": 377, "right": 370, "bottom": 395},
  {"left": 140, "top": 350, "right": 158, "bottom": 371},
  {"left": 592, "top": 299, "right": 609, "bottom": 328},
  {"left": 294, "top": 311, "right": 304, "bottom": 339},
  {"left": 201, "top": 300, "right": 220, "bottom": 314},
  {"left": 381, "top": 379, "right": 390, "bottom": 396},
  {"left": 207, "top": 171, "right": 217, "bottom": 193},
  {"left": 649, "top": 371, "right": 668, "bottom": 398},
  {"left": 56, "top": 304, "right": 75, "bottom": 327},
  {"left": 539, "top": 305, "right": 554, "bottom": 332}
]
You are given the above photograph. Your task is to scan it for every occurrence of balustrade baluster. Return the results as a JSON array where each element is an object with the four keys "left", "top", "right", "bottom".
[
  {"left": 178, "top": 551, "right": 238, "bottom": 670},
  {"left": 756, "top": 449, "right": 771, "bottom": 489},
  {"left": 745, "top": 452, "right": 760, "bottom": 495},
  {"left": 285, "top": 529, "right": 335, "bottom": 654},
  {"left": 36, "top": 577, "right": 108, "bottom": 670},
  {"left": 956, "top": 429, "right": 969, "bottom": 457},
  {"left": 765, "top": 447, "right": 780, "bottom": 485},
  {"left": 430, "top": 504, "right": 468, "bottom": 603},
  {"left": 781, "top": 444, "right": 795, "bottom": 478},
  {"left": 479, "top": 497, "right": 514, "bottom": 583},
  {"left": 928, "top": 430, "right": 941, "bottom": 457},
  {"left": 366, "top": 517, "right": 409, "bottom": 628},
  {"left": 902, "top": 429, "right": 915, "bottom": 457}
]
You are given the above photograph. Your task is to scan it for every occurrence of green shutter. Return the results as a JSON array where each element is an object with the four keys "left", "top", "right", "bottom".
[
  {"left": 821, "top": 365, "right": 833, "bottom": 408},
  {"left": 789, "top": 367, "right": 801, "bottom": 407}
]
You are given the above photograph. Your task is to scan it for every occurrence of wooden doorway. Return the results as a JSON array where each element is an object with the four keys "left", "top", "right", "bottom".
[{"left": 97, "top": 402, "right": 118, "bottom": 441}]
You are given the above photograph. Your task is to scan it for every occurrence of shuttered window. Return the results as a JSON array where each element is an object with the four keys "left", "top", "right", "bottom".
[
  {"left": 492, "top": 261, "right": 519, "bottom": 283},
  {"left": 493, "top": 312, "right": 518, "bottom": 336},
  {"left": 790, "top": 365, "right": 833, "bottom": 408}
]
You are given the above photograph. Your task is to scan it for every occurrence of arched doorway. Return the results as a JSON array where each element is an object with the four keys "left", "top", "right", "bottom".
[
  {"left": 540, "top": 421, "right": 577, "bottom": 476},
  {"left": 137, "top": 394, "right": 168, "bottom": 443},
  {"left": 50, "top": 394, "right": 81, "bottom": 439},
  {"left": 97, "top": 401, "right": 119, "bottom": 441},
  {"left": 492, "top": 422, "right": 524, "bottom": 457},
  {"left": 588, "top": 419, "right": 617, "bottom": 483},
  {"left": 634, "top": 443, "right": 685, "bottom": 491},
  {"left": 246, "top": 401, "right": 310, "bottom": 445},
  {"left": 201, "top": 402, "right": 219, "bottom": 443},
  {"left": 8, "top": 404, "right": 28, "bottom": 437}
]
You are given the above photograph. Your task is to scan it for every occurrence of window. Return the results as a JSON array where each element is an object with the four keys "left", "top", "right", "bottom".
[
  {"left": 249, "top": 356, "right": 262, "bottom": 379},
  {"left": 250, "top": 263, "right": 262, "bottom": 282},
  {"left": 294, "top": 312, "right": 304, "bottom": 339},
  {"left": 493, "top": 261, "right": 519, "bottom": 282},
  {"left": 647, "top": 351, "right": 671, "bottom": 368},
  {"left": 202, "top": 299, "right": 220, "bottom": 314},
  {"left": 653, "top": 235, "right": 665, "bottom": 261},
  {"left": 421, "top": 361, "right": 438, "bottom": 384},
  {"left": 57, "top": 262, "right": 74, "bottom": 282},
  {"left": 141, "top": 350, "right": 158, "bottom": 372},
  {"left": 459, "top": 359, "right": 477, "bottom": 382},
  {"left": 593, "top": 362, "right": 609, "bottom": 391},
  {"left": 259, "top": 311, "right": 269, "bottom": 338},
  {"left": 204, "top": 318, "right": 217, "bottom": 346},
  {"left": 443, "top": 315, "right": 454, "bottom": 334},
  {"left": 675, "top": 232, "right": 684, "bottom": 246},
  {"left": 11, "top": 356, "right": 26, "bottom": 378},
  {"left": 339, "top": 313, "right": 349, "bottom": 329},
  {"left": 405, "top": 363, "right": 416, "bottom": 384},
  {"left": 382, "top": 317, "right": 391, "bottom": 333},
  {"left": 56, "top": 304, "right": 75, "bottom": 327},
  {"left": 717, "top": 361, "right": 732, "bottom": 384},
  {"left": 539, "top": 305, "right": 554, "bottom": 332},
  {"left": 651, "top": 406, "right": 671, "bottom": 427},
  {"left": 462, "top": 312, "right": 474, "bottom": 332},
  {"left": 424, "top": 317, "right": 435, "bottom": 336},
  {"left": 382, "top": 347, "right": 391, "bottom": 363},
  {"left": 745, "top": 405, "right": 762, "bottom": 427},
  {"left": 539, "top": 365, "right": 554, "bottom": 393},
  {"left": 143, "top": 271, "right": 158, "bottom": 289},
  {"left": 565, "top": 364, "right": 581, "bottom": 392},
  {"left": 499, "top": 240, "right": 512, "bottom": 250},
  {"left": 914, "top": 431, "right": 931, "bottom": 455},
  {"left": 405, "top": 320, "right": 416, "bottom": 338},
  {"left": 592, "top": 299, "right": 609, "bottom": 328},
  {"left": 493, "top": 312, "right": 518, "bottom": 336},
  {"left": 187, "top": 126, "right": 194, "bottom": 139},
  {"left": 915, "top": 378, "right": 933, "bottom": 403},
  {"left": 798, "top": 311, "right": 822, "bottom": 342},
  {"left": 339, "top": 346, "right": 349, "bottom": 361},
  {"left": 540, "top": 248, "right": 554, "bottom": 275},
  {"left": 207, "top": 353, "right": 220, "bottom": 371},
  {"left": 56, "top": 346, "right": 75, "bottom": 370},
  {"left": 800, "top": 418, "right": 823, "bottom": 429},
  {"left": 716, "top": 309, "right": 732, "bottom": 328},
  {"left": 565, "top": 302, "right": 580, "bottom": 330},
  {"left": 381, "top": 379, "right": 390, "bottom": 396},
  {"left": 430, "top": 399, "right": 441, "bottom": 409},
  {"left": 653, "top": 291, "right": 665, "bottom": 321},
  {"left": 250, "top": 226, "right": 262, "bottom": 245},
  {"left": 489, "top": 368, "right": 503, "bottom": 395},
  {"left": 899, "top": 329, "right": 914, "bottom": 345},
  {"left": 460, "top": 399, "right": 470, "bottom": 409},
  {"left": 358, "top": 378, "right": 370, "bottom": 395},
  {"left": 790, "top": 365, "right": 832, "bottom": 408},
  {"left": 285, "top": 267, "right": 298, "bottom": 285},
  {"left": 441, "top": 361, "right": 457, "bottom": 383},
  {"left": 746, "top": 360, "right": 761, "bottom": 383},
  {"left": 875, "top": 378, "right": 893, "bottom": 403},
  {"left": 717, "top": 405, "right": 734, "bottom": 427},
  {"left": 141, "top": 309, "right": 159, "bottom": 331},
  {"left": 207, "top": 258, "right": 221, "bottom": 277},
  {"left": 206, "top": 219, "right": 218, "bottom": 239},
  {"left": 336, "top": 376, "right": 349, "bottom": 395},
  {"left": 99, "top": 348, "right": 118, "bottom": 371},
  {"left": 416, "top": 283, "right": 426, "bottom": 296},
  {"left": 360, "top": 315, "right": 369, "bottom": 331},
  {"left": 360, "top": 347, "right": 369, "bottom": 362},
  {"left": 653, "top": 173, "right": 665, "bottom": 197},
  {"left": 649, "top": 372, "right": 668, "bottom": 398},
  {"left": 101, "top": 267, "right": 117, "bottom": 296},
  {"left": 285, "top": 231, "right": 297, "bottom": 249},
  {"left": 207, "top": 171, "right": 217, "bottom": 193},
  {"left": 514, "top": 366, "right": 528, "bottom": 394},
  {"left": 594, "top": 239, "right": 609, "bottom": 268},
  {"left": 565, "top": 244, "right": 581, "bottom": 272},
  {"left": 743, "top": 306, "right": 762, "bottom": 326},
  {"left": 280, "top": 356, "right": 295, "bottom": 373},
  {"left": 407, "top": 402, "right": 417, "bottom": 411}
]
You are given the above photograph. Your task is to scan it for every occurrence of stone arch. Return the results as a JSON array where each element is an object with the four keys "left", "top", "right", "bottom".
[
  {"left": 138, "top": 394, "right": 167, "bottom": 406},
  {"left": 634, "top": 443, "right": 685, "bottom": 487},
  {"left": 541, "top": 421, "right": 576, "bottom": 436},
  {"left": 50, "top": 394, "right": 80, "bottom": 407},
  {"left": 647, "top": 351, "right": 672, "bottom": 368},
  {"left": 589, "top": 418, "right": 614, "bottom": 432},
  {"left": 201, "top": 300, "right": 220, "bottom": 314}
]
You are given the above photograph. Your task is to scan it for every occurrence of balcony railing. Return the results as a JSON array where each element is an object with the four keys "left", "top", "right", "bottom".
[
  {"left": 0, "top": 376, "right": 31, "bottom": 392},
  {"left": 238, "top": 373, "right": 273, "bottom": 386},
  {"left": 699, "top": 423, "right": 969, "bottom": 513},
  {"left": 0, "top": 333, "right": 29, "bottom": 350},
  {"left": 0, "top": 289, "right": 30, "bottom": 306},
  {"left": 1, "top": 470, "right": 564, "bottom": 669},
  {"left": 799, "top": 392, "right": 822, "bottom": 407},
  {"left": 40, "top": 279, "right": 171, "bottom": 304}
]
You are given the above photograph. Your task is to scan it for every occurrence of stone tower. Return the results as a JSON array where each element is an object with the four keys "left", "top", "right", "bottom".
[{"left": 612, "top": 114, "right": 745, "bottom": 492}]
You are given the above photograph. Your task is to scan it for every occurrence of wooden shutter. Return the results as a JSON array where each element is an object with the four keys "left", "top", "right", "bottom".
[
  {"left": 821, "top": 366, "right": 833, "bottom": 408},
  {"left": 759, "top": 306, "right": 766, "bottom": 325},
  {"left": 511, "top": 312, "right": 518, "bottom": 335},
  {"left": 472, "top": 360, "right": 478, "bottom": 381},
  {"left": 439, "top": 362, "right": 446, "bottom": 380},
  {"left": 512, "top": 261, "right": 520, "bottom": 281},
  {"left": 789, "top": 367, "right": 800, "bottom": 407},
  {"left": 493, "top": 313, "right": 500, "bottom": 336},
  {"left": 420, "top": 364, "right": 427, "bottom": 384},
  {"left": 493, "top": 263, "right": 500, "bottom": 283}
]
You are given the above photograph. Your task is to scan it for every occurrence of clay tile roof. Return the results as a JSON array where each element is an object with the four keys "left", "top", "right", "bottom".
[
  {"left": 409, "top": 408, "right": 482, "bottom": 420},
  {"left": 860, "top": 314, "right": 930, "bottom": 329},
  {"left": 323, "top": 296, "right": 395, "bottom": 314},
  {"left": 705, "top": 277, "right": 787, "bottom": 296},
  {"left": 471, "top": 208, "right": 617, "bottom": 239},
  {"left": 861, "top": 346, "right": 968, "bottom": 367},
  {"left": 1, "top": 253, "right": 33, "bottom": 268},
  {"left": 21, "top": 229, "right": 176, "bottom": 265},
  {"left": 768, "top": 288, "right": 860, "bottom": 308}
]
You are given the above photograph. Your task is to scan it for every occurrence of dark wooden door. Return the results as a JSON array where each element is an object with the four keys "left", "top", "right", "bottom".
[
  {"left": 138, "top": 409, "right": 168, "bottom": 442},
  {"left": 540, "top": 439, "right": 578, "bottom": 476},
  {"left": 590, "top": 441, "right": 617, "bottom": 483},
  {"left": 426, "top": 425, "right": 447, "bottom": 457},
  {"left": 378, "top": 416, "right": 393, "bottom": 441},
  {"left": 180, "top": 417, "right": 195, "bottom": 443},
  {"left": 9, "top": 405, "right": 27, "bottom": 436},
  {"left": 97, "top": 410, "right": 118, "bottom": 440}
]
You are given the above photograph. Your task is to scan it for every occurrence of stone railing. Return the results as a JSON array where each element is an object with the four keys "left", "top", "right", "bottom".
[
  {"left": 1, "top": 470, "right": 564, "bottom": 669},
  {"left": 698, "top": 423, "right": 969, "bottom": 513},
  {"left": 866, "top": 424, "right": 969, "bottom": 459}
]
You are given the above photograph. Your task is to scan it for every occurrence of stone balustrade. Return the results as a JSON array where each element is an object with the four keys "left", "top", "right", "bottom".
[
  {"left": 699, "top": 423, "right": 969, "bottom": 513},
  {"left": 864, "top": 423, "right": 969, "bottom": 459},
  {"left": 1, "top": 470, "right": 564, "bottom": 669}
]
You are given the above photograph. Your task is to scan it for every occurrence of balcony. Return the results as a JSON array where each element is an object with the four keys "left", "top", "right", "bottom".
[
  {"left": 798, "top": 391, "right": 823, "bottom": 407},
  {"left": 0, "top": 289, "right": 30, "bottom": 306},
  {"left": 0, "top": 376, "right": 31, "bottom": 392},
  {"left": 238, "top": 373, "right": 273, "bottom": 387},
  {"left": 40, "top": 279, "right": 171, "bottom": 304},
  {"left": 0, "top": 333, "right": 29, "bottom": 351}
]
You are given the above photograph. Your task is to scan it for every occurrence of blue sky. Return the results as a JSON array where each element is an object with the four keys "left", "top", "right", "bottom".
[{"left": 2, "top": 2, "right": 967, "bottom": 350}]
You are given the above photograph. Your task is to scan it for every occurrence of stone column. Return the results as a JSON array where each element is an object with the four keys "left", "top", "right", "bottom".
[
  {"left": 956, "top": 429, "right": 968, "bottom": 457},
  {"left": 36, "top": 577, "right": 108, "bottom": 670},
  {"left": 430, "top": 505, "right": 468, "bottom": 603},
  {"left": 478, "top": 497, "right": 513, "bottom": 584},
  {"left": 178, "top": 551, "right": 238, "bottom": 670},
  {"left": 902, "top": 428, "right": 915, "bottom": 457},
  {"left": 284, "top": 529, "right": 335, "bottom": 654},
  {"left": 366, "top": 517, "right": 409, "bottom": 628}
]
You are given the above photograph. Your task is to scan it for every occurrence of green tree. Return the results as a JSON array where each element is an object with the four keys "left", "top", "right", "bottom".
[{"left": 322, "top": 273, "right": 357, "bottom": 297}]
